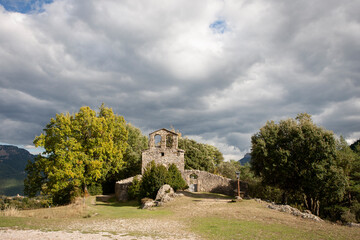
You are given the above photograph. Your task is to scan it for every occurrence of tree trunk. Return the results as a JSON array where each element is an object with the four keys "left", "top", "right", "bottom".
[
  {"left": 282, "top": 192, "right": 288, "bottom": 204},
  {"left": 83, "top": 183, "right": 88, "bottom": 205},
  {"left": 305, "top": 196, "right": 319, "bottom": 216},
  {"left": 349, "top": 192, "right": 352, "bottom": 206},
  {"left": 303, "top": 194, "right": 309, "bottom": 209},
  {"left": 316, "top": 200, "right": 320, "bottom": 216}
]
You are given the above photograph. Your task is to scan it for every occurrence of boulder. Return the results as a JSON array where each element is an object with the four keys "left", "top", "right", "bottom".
[
  {"left": 347, "top": 222, "right": 360, "bottom": 227},
  {"left": 155, "top": 184, "right": 175, "bottom": 202},
  {"left": 267, "top": 203, "right": 323, "bottom": 222},
  {"left": 141, "top": 198, "right": 156, "bottom": 209}
]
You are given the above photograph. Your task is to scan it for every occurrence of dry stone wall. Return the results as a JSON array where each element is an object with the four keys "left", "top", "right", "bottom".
[
  {"left": 115, "top": 175, "right": 142, "bottom": 202},
  {"left": 183, "top": 170, "right": 230, "bottom": 195}
]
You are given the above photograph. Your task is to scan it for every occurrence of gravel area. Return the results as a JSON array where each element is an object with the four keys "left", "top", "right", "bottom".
[
  {"left": 0, "top": 228, "right": 197, "bottom": 240},
  {"left": 0, "top": 228, "right": 167, "bottom": 240}
]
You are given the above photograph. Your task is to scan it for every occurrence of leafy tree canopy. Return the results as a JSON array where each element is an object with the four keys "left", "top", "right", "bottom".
[
  {"left": 251, "top": 113, "right": 347, "bottom": 215},
  {"left": 102, "top": 123, "right": 148, "bottom": 194},
  {"left": 24, "top": 104, "right": 128, "bottom": 204},
  {"left": 179, "top": 138, "right": 224, "bottom": 172},
  {"left": 121, "top": 123, "right": 148, "bottom": 178},
  {"left": 216, "top": 160, "right": 255, "bottom": 182}
]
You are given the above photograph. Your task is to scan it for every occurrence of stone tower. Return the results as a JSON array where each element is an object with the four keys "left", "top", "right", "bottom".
[{"left": 141, "top": 128, "right": 185, "bottom": 174}]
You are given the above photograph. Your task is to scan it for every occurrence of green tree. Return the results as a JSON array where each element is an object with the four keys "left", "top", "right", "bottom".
[
  {"left": 24, "top": 104, "right": 128, "bottom": 204},
  {"left": 136, "top": 162, "right": 187, "bottom": 200},
  {"left": 140, "top": 161, "right": 169, "bottom": 199},
  {"left": 331, "top": 137, "right": 360, "bottom": 222},
  {"left": 167, "top": 163, "right": 187, "bottom": 191},
  {"left": 216, "top": 160, "right": 240, "bottom": 179},
  {"left": 251, "top": 113, "right": 346, "bottom": 215},
  {"left": 121, "top": 123, "right": 148, "bottom": 178},
  {"left": 179, "top": 138, "right": 224, "bottom": 172},
  {"left": 102, "top": 123, "right": 148, "bottom": 194}
]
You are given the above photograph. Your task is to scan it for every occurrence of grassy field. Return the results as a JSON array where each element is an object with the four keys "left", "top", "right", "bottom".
[{"left": 1, "top": 192, "right": 359, "bottom": 239}]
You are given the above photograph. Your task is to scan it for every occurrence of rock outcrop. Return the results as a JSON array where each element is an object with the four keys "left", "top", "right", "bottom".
[
  {"left": 255, "top": 199, "right": 323, "bottom": 222},
  {"left": 141, "top": 185, "right": 183, "bottom": 209}
]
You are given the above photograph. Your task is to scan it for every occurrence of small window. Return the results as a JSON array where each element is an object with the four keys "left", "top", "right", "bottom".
[
  {"left": 154, "top": 134, "right": 161, "bottom": 148},
  {"left": 161, "top": 152, "right": 165, "bottom": 157}
]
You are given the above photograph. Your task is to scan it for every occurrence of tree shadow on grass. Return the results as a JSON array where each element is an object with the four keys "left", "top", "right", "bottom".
[
  {"left": 95, "top": 199, "right": 140, "bottom": 208},
  {"left": 178, "top": 191, "right": 232, "bottom": 200}
]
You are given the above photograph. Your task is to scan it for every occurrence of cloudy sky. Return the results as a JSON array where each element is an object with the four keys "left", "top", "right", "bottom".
[{"left": 0, "top": 0, "right": 359, "bottom": 160}]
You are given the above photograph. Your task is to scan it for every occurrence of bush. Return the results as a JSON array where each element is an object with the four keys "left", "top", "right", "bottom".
[
  {"left": 323, "top": 205, "right": 349, "bottom": 222},
  {"left": 87, "top": 183, "right": 103, "bottom": 196},
  {"left": 350, "top": 201, "right": 360, "bottom": 222},
  {"left": 128, "top": 161, "right": 188, "bottom": 200},
  {"left": 51, "top": 185, "right": 79, "bottom": 205},
  {"left": 167, "top": 164, "right": 188, "bottom": 191},
  {"left": 247, "top": 181, "right": 283, "bottom": 203},
  {"left": 140, "top": 161, "right": 169, "bottom": 199},
  {"left": 341, "top": 210, "right": 357, "bottom": 223},
  {"left": 0, "top": 195, "right": 52, "bottom": 210},
  {"left": 128, "top": 176, "right": 141, "bottom": 200}
]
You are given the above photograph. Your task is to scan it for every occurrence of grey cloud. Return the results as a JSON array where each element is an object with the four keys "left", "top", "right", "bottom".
[{"left": 0, "top": 0, "right": 359, "bottom": 160}]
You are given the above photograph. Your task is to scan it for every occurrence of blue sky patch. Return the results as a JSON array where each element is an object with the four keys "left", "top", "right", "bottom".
[
  {"left": 0, "top": 0, "right": 53, "bottom": 14},
  {"left": 209, "top": 20, "right": 227, "bottom": 34}
]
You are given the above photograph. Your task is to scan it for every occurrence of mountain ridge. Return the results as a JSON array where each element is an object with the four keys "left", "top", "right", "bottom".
[{"left": 0, "top": 145, "right": 35, "bottom": 196}]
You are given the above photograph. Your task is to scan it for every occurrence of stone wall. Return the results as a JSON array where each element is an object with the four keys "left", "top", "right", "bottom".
[
  {"left": 183, "top": 170, "right": 248, "bottom": 197},
  {"left": 142, "top": 129, "right": 184, "bottom": 174},
  {"left": 115, "top": 175, "right": 142, "bottom": 202}
]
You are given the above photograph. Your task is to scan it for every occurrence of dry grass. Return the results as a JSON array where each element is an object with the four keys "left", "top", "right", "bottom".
[
  {"left": 20, "top": 197, "right": 87, "bottom": 219},
  {"left": 1, "top": 193, "right": 360, "bottom": 240},
  {"left": 164, "top": 192, "right": 360, "bottom": 240},
  {"left": 1, "top": 206, "right": 21, "bottom": 217}
]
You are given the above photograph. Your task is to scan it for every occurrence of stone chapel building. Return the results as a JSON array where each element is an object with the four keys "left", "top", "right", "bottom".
[{"left": 115, "top": 128, "right": 245, "bottom": 201}]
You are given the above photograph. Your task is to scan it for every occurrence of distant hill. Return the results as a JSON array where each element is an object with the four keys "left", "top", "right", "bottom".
[
  {"left": 0, "top": 145, "right": 35, "bottom": 196},
  {"left": 238, "top": 153, "right": 251, "bottom": 165}
]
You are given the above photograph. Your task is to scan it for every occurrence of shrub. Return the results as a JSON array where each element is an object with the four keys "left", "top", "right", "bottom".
[
  {"left": 341, "top": 210, "right": 357, "bottom": 223},
  {"left": 0, "top": 195, "right": 52, "bottom": 210},
  {"left": 350, "top": 201, "right": 360, "bottom": 222},
  {"left": 87, "top": 183, "right": 103, "bottom": 196},
  {"left": 128, "top": 176, "right": 141, "bottom": 200},
  {"left": 323, "top": 205, "right": 349, "bottom": 222},
  {"left": 247, "top": 180, "right": 283, "bottom": 203},
  {"left": 129, "top": 162, "right": 188, "bottom": 200},
  {"left": 140, "top": 161, "right": 169, "bottom": 199},
  {"left": 167, "top": 164, "right": 188, "bottom": 191}
]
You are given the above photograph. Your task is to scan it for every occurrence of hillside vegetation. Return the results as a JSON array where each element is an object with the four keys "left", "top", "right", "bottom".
[
  {"left": 0, "top": 145, "right": 35, "bottom": 196},
  {"left": 1, "top": 192, "right": 359, "bottom": 239}
]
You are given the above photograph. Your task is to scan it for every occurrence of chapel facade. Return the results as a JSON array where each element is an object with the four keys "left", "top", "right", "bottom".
[{"left": 141, "top": 128, "right": 185, "bottom": 174}]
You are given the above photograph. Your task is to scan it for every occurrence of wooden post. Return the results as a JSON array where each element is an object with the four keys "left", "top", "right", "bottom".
[{"left": 235, "top": 171, "right": 241, "bottom": 199}]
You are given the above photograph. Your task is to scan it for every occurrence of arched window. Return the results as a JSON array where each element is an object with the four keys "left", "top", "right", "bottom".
[
  {"left": 190, "top": 173, "right": 198, "bottom": 179},
  {"left": 154, "top": 134, "right": 161, "bottom": 148},
  {"left": 166, "top": 134, "right": 173, "bottom": 148}
]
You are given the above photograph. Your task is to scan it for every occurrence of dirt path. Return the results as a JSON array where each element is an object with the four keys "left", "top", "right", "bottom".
[{"left": 0, "top": 228, "right": 186, "bottom": 240}]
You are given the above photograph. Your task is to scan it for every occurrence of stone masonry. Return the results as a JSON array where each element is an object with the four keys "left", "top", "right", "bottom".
[
  {"left": 115, "top": 128, "right": 246, "bottom": 201},
  {"left": 141, "top": 128, "right": 185, "bottom": 174},
  {"left": 183, "top": 170, "right": 247, "bottom": 197},
  {"left": 115, "top": 175, "right": 142, "bottom": 201}
]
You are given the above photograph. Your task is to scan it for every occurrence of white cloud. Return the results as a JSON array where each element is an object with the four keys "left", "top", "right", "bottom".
[{"left": 0, "top": 0, "right": 359, "bottom": 158}]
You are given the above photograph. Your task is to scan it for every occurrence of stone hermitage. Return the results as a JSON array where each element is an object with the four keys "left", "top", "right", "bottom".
[{"left": 115, "top": 128, "right": 246, "bottom": 201}]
